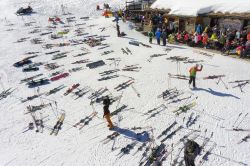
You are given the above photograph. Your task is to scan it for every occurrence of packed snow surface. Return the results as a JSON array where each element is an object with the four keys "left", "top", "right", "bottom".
[
  {"left": 151, "top": 0, "right": 250, "bottom": 16},
  {"left": 0, "top": 0, "right": 250, "bottom": 166}
]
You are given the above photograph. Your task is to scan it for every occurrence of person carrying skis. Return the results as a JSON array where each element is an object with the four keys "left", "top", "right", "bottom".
[
  {"left": 184, "top": 140, "right": 201, "bottom": 166},
  {"left": 148, "top": 30, "right": 154, "bottom": 44},
  {"left": 103, "top": 96, "right": 114, "bottom": 129},
  {"left": 189, "top": 64, "right": 203, "bottom": 88},
  {"left": 155, "top": 28, "right": 162, "bottom": 45}
]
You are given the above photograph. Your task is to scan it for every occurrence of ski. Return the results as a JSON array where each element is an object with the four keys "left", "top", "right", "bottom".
[
  {"left": 74, "top": 87, "right": 91, "bottom": 100},
  {"left": 45, "top": 50, "right": 60, "bottom": 55},
  {"left": 110, "top": 105, "right": 128, "bottom": 116},
  {"left": 102, "top": 132, "right": 120, "bottom": 144},
  {"left": 88, "top": 88, "right": 108, "bottom": 100},
  {"left": 64, "top": 84, "right": 80, "bottom": 96},
  {"left": 173, "top": 102, "right": 197, "bottom": 115},
  {"left": 50, "top": 113, "right": 66, "bottom": 136},
  {"left": 168, "top": 73, "right": 189, "bottom": 80},
  {"left": 20, "top": 74, "right": 43, "bottom": 83},
  {"left": 186, "top": 113, "right": 195, "bottom": 127},
  {"left": 228, "top": 79, "right": 250, "bottom": 83},
  {"left": 121, "top": 48, "right": 128, "bottom": 55},
  {"left": 21, "top": 93, "right": 43, "bottom": 103},
  {"left": 197, "top": 143, "right": 217, "bottom": 166},
  {"left": 143, "top": 104, "right": 166, "bottom": 115},
  {"left": 73, "top": 52, "right": 89, "bottom": 57},
  {"left": 99, "top": 69, "right": 120, "bottom": 76},
  {"left": 72, "top": 59, "right": 90, "bottom": 64},
  {"left": 140, "top": 143, "right": 166, "bottom": 166},
  {"left": 157, "top": 88, "right": 177, "bottom": 99},
  {"left": 0, "top": 88, "right": 15, "bottom": 100},
  {"left": 138, "top": 140, "right": 154, "bottom": 165},
  {"left": 27, "top": 78, "right": 50, "bottom": 88},
  {"left": 126, "top": 47, "right": 132, "bottom": 55},
  {"left": 52, "top": 53, "right": 68, "bottom": 60},
  {"left": 117, "top": 141, "right": 138, "bottom": 159},
  {"left": 98, "top": 45, "right": 110, "bottom": 50},
  {"left": 161, "top": 126, "right": 183, "bottom": 143},
  {"left": 69, "top": 67, "right": 84, "bottom": 73},
  {"left": 226, "top": 128, "right": 250, "bottom": 132},
  {"left": 157, "top": 121, "right": 177, "bottom": 139},
  {"left": 77, "top": 112, "right": 98, "bottom": 130},
  {"left": 49, "top": 70, "right": 64, "bottom": 77},
  {"left": 98, "top": 75, "right": 119, "bottom": 81},
  {"left": 234, "top": 113, "right": 249, "bottom": 128},
  {"left": 133, "top": 142, "right": 148, "bottom": 156},
  {"left": 101, "top": 50, "right": 114, "bottom": 56},
  {"left": 46, "top": 85, "right": 66, "bottom": 96},
  {"left": 25, "top": 104, "right": 50, "bottom": 114},
  {"left": 50, "top": 73, "right": 69, "bottom": 81},
  {"left": 238, "top": 134, "right": 250, "bottom": 144},
  {"left": 203, "top": 75, "right": 225, "bottom": 80},
  {"left": 115, "top": 80, "right": 134, "bottom": 91}
]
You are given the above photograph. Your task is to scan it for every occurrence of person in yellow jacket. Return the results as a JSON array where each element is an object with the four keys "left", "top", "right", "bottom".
[
  {"left": 189, "top": 64, "right": 203, "bottom": 88},
  {"left": 103, "top": 96, "right": 114, "bottom": 129},
  {"left": 210, "top": 33, "right": 218, "bottom": 41}
]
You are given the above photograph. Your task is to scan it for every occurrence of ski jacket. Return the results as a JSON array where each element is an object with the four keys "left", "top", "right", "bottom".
[
  {"left": 247, "top": 33, "right": 250, "bottom": 41},
  {"left": 103, "top": 105, "right": 110, "bottom": 116},
  {"left": 189, "top": 66, "right": 203, "bottom": 77},
  {"left": 161, "top": 32, "right": 167, "bottom": 39},
  {"left": 210, "top": 33, "right": 218, "bottom": 41},
  {"left": 155, "top": 31, "right": 161, "bottom": 39},
  {"left": 148, "top": 32, "right": 153, "bottom": 38}
]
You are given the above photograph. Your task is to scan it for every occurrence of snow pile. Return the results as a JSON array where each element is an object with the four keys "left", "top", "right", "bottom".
[{"left": 151, "top": 0, "right": 250, "bottom": 16}]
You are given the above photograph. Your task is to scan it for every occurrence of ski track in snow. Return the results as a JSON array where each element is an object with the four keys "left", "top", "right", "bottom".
[{"left": 0, "top": 0, "right": 250, "bottom": 166}]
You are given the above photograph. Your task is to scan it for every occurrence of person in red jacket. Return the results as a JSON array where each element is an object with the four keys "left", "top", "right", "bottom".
[{"left": 189, "top": 64, "right": 203, "bottom": 88}]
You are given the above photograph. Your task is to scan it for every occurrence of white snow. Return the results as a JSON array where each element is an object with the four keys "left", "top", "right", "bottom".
[
  {"left": 0, "top": 0, "right": 250, "bottom": 166},
  {"left": 151, "top": 0, "right": 250, "bottom": 16}
]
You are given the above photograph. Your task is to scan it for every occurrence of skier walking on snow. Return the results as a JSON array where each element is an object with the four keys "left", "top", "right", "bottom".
[
  {"left": 189, "top": 64, "right": 203, "bottom": 88},
  {"left": 103, "top": 96, "right": 114, "bottom": 129}
]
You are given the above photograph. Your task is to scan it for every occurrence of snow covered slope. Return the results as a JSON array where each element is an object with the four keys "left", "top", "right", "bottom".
[
  {"left": 151, "top": 0, "right": 250, "bottom": 16},
  {"left": 0, "top": 0, "right": 250, "bottom": 166}
]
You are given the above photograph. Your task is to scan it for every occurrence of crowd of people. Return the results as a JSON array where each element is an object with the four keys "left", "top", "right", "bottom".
[{"left": 142, "top": 14, "right": 250, "bottom": 58}]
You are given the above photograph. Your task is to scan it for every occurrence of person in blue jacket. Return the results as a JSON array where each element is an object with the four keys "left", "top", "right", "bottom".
[
  {"left": 196, "top": 24, "right": 202, "bottom": 34},
  {"left": 155, "top": 28, "right": 162, "bottom": 45}
]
